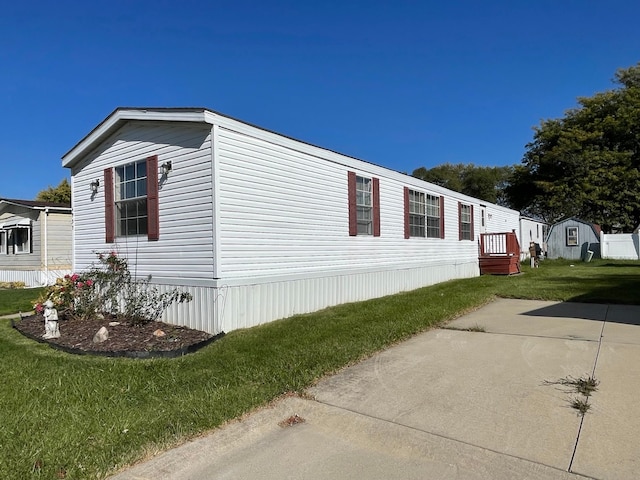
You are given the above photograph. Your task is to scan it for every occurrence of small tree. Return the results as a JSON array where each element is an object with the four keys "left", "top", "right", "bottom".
[{"left": 35, "top": 178, "right": 71, "bottom": 204}]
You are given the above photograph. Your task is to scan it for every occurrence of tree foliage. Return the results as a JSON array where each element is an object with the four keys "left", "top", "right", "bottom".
[
  {"left": 35, "top": 178, "right": 71, "bottom": 204},
  {"left": 506, "top": 63, "right": 640, "bottom": 232},
  {"left": 412, "top": 163, "right": 513, "bottom": 205}
]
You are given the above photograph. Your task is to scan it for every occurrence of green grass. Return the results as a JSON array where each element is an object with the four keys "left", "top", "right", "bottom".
[
  {"left": 1, "top": 259, "right": 639, "bottom": 479},
  {"left": 0, "top": 287, "right": 44, "bottom": 316}
]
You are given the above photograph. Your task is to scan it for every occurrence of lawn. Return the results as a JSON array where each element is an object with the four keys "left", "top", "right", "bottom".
[
  {"left": 1, "top": 259, "right": 639, "bottom": 479},
  {"left": 0, "top": 287, "right": 44, "bottom": 316}
]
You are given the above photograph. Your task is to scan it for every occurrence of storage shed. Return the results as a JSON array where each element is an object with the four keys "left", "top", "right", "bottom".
[
  {"left": 0, "top": 198, "right": 72, "bottom": 286},
  {"left": 62, "top": 107, "right": 520, "bottom": 334},
  {"left": 545, "top": 217, "right": 601, "bottom": 260}
]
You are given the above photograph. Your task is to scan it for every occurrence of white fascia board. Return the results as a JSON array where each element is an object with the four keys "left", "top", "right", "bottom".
[{"left": 61, "top": 108, "right": 212, "bottom": 169}]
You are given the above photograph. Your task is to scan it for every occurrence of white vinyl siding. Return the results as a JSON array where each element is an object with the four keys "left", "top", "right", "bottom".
[
  {"left": 70, "top": 121, "right": 215, "bottom": 280},
  {"left": 215, "top": 124, "right": 505, "bottom": 280}
]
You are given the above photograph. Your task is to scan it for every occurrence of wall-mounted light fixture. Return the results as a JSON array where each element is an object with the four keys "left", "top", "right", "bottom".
[
  {"left": 161, "top": 161, "right": 172, "bottom": 175},
  {"left": 90, "top": 179, "right": 100, "bottom": 193}
]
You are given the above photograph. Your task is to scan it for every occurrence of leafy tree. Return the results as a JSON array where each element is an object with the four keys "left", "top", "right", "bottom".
[
  {"left": 412, "top": 163, "right": 513, "bottom": 205},
  {"left": 35, "top": 178, "right": 71, "bottom": 204},
  {"left": 506, "top": 63, "right": 640, "bottom": 232}
]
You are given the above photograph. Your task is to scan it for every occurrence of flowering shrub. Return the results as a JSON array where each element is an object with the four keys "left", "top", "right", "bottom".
[{"left": 35, "top": 251, "right": 192, "bottom": 324}]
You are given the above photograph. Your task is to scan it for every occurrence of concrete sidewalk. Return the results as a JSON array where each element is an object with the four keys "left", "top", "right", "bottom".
[{"left": 109, "top": 299, "right": 640, "bottom": 480}]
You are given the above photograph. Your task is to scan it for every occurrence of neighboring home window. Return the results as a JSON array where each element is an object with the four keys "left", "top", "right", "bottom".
[
  {"left": 567, "top": 226, "right": 578, "bottom": 246},
  {"left": 0, "top": 230, "right": 5, "bottom": 254},
  {"left": 115, "top": 160, "right": 148, "bottom": 236},
  {"left": 348, "top": 172, "right": 380, "bottom": 236},
  {"left": 13, "top": 227, "right": 31, "bottom": 254},
  {"left": 105, "top": 155, "right": 160, "bottom": 242},
  {"left": 459, "top": 203, "right": 474, "bottom": 241}
]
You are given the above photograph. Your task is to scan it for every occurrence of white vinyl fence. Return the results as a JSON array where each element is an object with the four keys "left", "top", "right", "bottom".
[{"left": 600, "top": 232, "right": 640, "bottom": 260}]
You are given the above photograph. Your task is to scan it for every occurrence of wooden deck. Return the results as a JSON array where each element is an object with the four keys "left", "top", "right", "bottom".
[{"left": 479, "top": 231, "right": 521, "bottom": 275}]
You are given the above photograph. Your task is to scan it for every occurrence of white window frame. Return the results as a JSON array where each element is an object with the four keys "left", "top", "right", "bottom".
[
  {"left": 356, "top": 175, "right": 372, "bottom": 235},
  {"left": 426, "top": 194, "right": 441, "bottom": 238},
  {"left": 115, "top": 160, "right": 148, "bottom": 237},
  {"left": 408, "top": 190, "right": 426, "bottom": 237},
  {"left": 0, "top": 230, "right": 6, "bottom": 254},
  {"left": 460, "top": 204, "right": 472, "bottom": 240},
  {"left": 567, "top": 226, "right": 579, "bottom": 246},
  {"left": 13, "top": 227, "right": 31, "bottom": 254}
]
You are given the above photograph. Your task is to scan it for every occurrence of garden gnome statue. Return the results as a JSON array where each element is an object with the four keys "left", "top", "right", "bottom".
[{"left": 42, "top": 300, "right": 60, "bottom": 339}]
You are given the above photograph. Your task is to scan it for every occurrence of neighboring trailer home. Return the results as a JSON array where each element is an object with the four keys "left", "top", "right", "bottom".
[
  {"left": 519, "top": 216, "right": 548, "bottom": 260},
  {"left": 0, "top": 198, "right": 72, "bottom": 286},
  {"left": 546, "top": 217, "right": 601, "bottom": 260},
  {"left": 62, "top": 107, "right": 520, "bottom": 335}
]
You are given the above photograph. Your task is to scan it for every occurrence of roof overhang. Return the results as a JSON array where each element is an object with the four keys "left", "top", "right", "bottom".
[{"left": 62, "top": 107, "right": 215, "bottom": 169}]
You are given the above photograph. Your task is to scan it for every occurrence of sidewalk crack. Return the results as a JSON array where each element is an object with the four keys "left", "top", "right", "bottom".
[{"left": 567, "top": 305, "right": 607, "bottom": 472}]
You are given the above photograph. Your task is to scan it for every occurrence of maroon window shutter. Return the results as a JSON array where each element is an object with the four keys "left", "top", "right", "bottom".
[
  {"left": 147, "top": 155, "right": 160, "bottom": 241},
  {"left": 348, "top": 171, "right": 357, "bottom": 236},
  {"left": 403, "top": 187, "right": 410, "bottom": 239},
  {"left": 458, "top": 202, "right": 463, "bottom": 241},
  {"left": 439, "top": 196, "right": 445, "bottom": 239},
  {"left": 104, "top": 168, "right": 115, "bottom": 243},
  {"left": 373, "top": 177, "right": 380, "bottom": 237},
  {"left": 470, "top": 204, "right": 475, "bottom": 240}
]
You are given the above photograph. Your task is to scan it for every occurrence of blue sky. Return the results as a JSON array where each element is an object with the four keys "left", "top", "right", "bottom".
[{"left": 1, "top": 0, "right": 639, "bottom": 200}]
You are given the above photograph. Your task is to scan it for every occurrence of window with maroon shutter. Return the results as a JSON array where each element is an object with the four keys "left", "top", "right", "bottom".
[
  {"left": 459, "top": 202, "right": 473, "bottom": 240},
  {"left": 110, "top": 155, "right": 160, "bottom": 240},
  {"left": 403, "top": 187, "right": 410, "bottom": 239},
  {"left": 348, "top": 172, "right": 379, "bottom": 236}
]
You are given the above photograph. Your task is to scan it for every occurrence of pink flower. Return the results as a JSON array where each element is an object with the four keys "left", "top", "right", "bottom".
[
  {"left": 85, "top": 279, "right": 94, "bottom": 287},
  {"left": 64, "top": 274, "right": 70, "bottom": 279},
  {"left": 76, "top": 282, "right": 84, "bottom": 289},
  {"left": 35, "top": 303, "right": 44, "bottom": 313},
  {"left": 71, "top": 273, "right": 79, "bottom": 282}
]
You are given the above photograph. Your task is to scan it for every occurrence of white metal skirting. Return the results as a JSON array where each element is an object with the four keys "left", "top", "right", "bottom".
[
  {"left": 0, "top": 269, "right": 72, "bottom": 287},
  {"left": 157, "top": 261, "right": 480, "bottom": 334}
]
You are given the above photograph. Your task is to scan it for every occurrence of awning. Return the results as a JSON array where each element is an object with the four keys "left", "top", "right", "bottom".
[{"left": 0, "top": 218, "right": 31, "bottom": 229}]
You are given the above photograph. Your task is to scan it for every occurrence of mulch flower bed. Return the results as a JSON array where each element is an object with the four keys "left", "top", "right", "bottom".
[{"left": 13, "top": 313, "right": 219, "bottom": 358}]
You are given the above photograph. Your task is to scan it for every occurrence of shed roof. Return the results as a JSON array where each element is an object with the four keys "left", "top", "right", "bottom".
[{"left": 547, "top": 217, "right": 602, "bottom": 240}]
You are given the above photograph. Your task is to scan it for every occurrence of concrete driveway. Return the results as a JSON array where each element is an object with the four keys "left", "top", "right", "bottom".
[{"left": 109, "top": 299, "right": 640, "bottom": 480}]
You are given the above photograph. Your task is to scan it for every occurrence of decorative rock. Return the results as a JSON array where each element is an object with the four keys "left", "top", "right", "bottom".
[
  {"left": 108, "top": 322, "right": 121, "bottom": 327},
  {"left": 93, "top": 326, "right": 109, "bottom": 343},
  {"left": 153, "top": 329, "right": 166, "bottom": 337}
]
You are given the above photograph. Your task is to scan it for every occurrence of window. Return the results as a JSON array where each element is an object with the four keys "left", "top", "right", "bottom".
[
  {"left": 0, "top": 230, "right": 5, "bottom": 254},
  {"left": 408, "top": 190, "right": 426, "bottom": 237},
  {"left": 115, "top": 160, "right": 148, "bottom": 237},
  {"left": 426, "top": 194, "right": 441, "bottom": 238},
  {"left": 348, "top": 172, "right": 380, "bottom": 236},
  {"left": 356, "top": 176, "right": 372, "bottom": 235},
  {"left": 105, "top": 155, "right": 159, "bottom": 243},
  {"left": 567, "top": 226, "right": 578, "bottom": 246},
  {"left": 459, "top": 203, "right": 473, "bottom": 241},
  {"left": 13, "top": 227, "right": 31, "bottom": 254}
]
